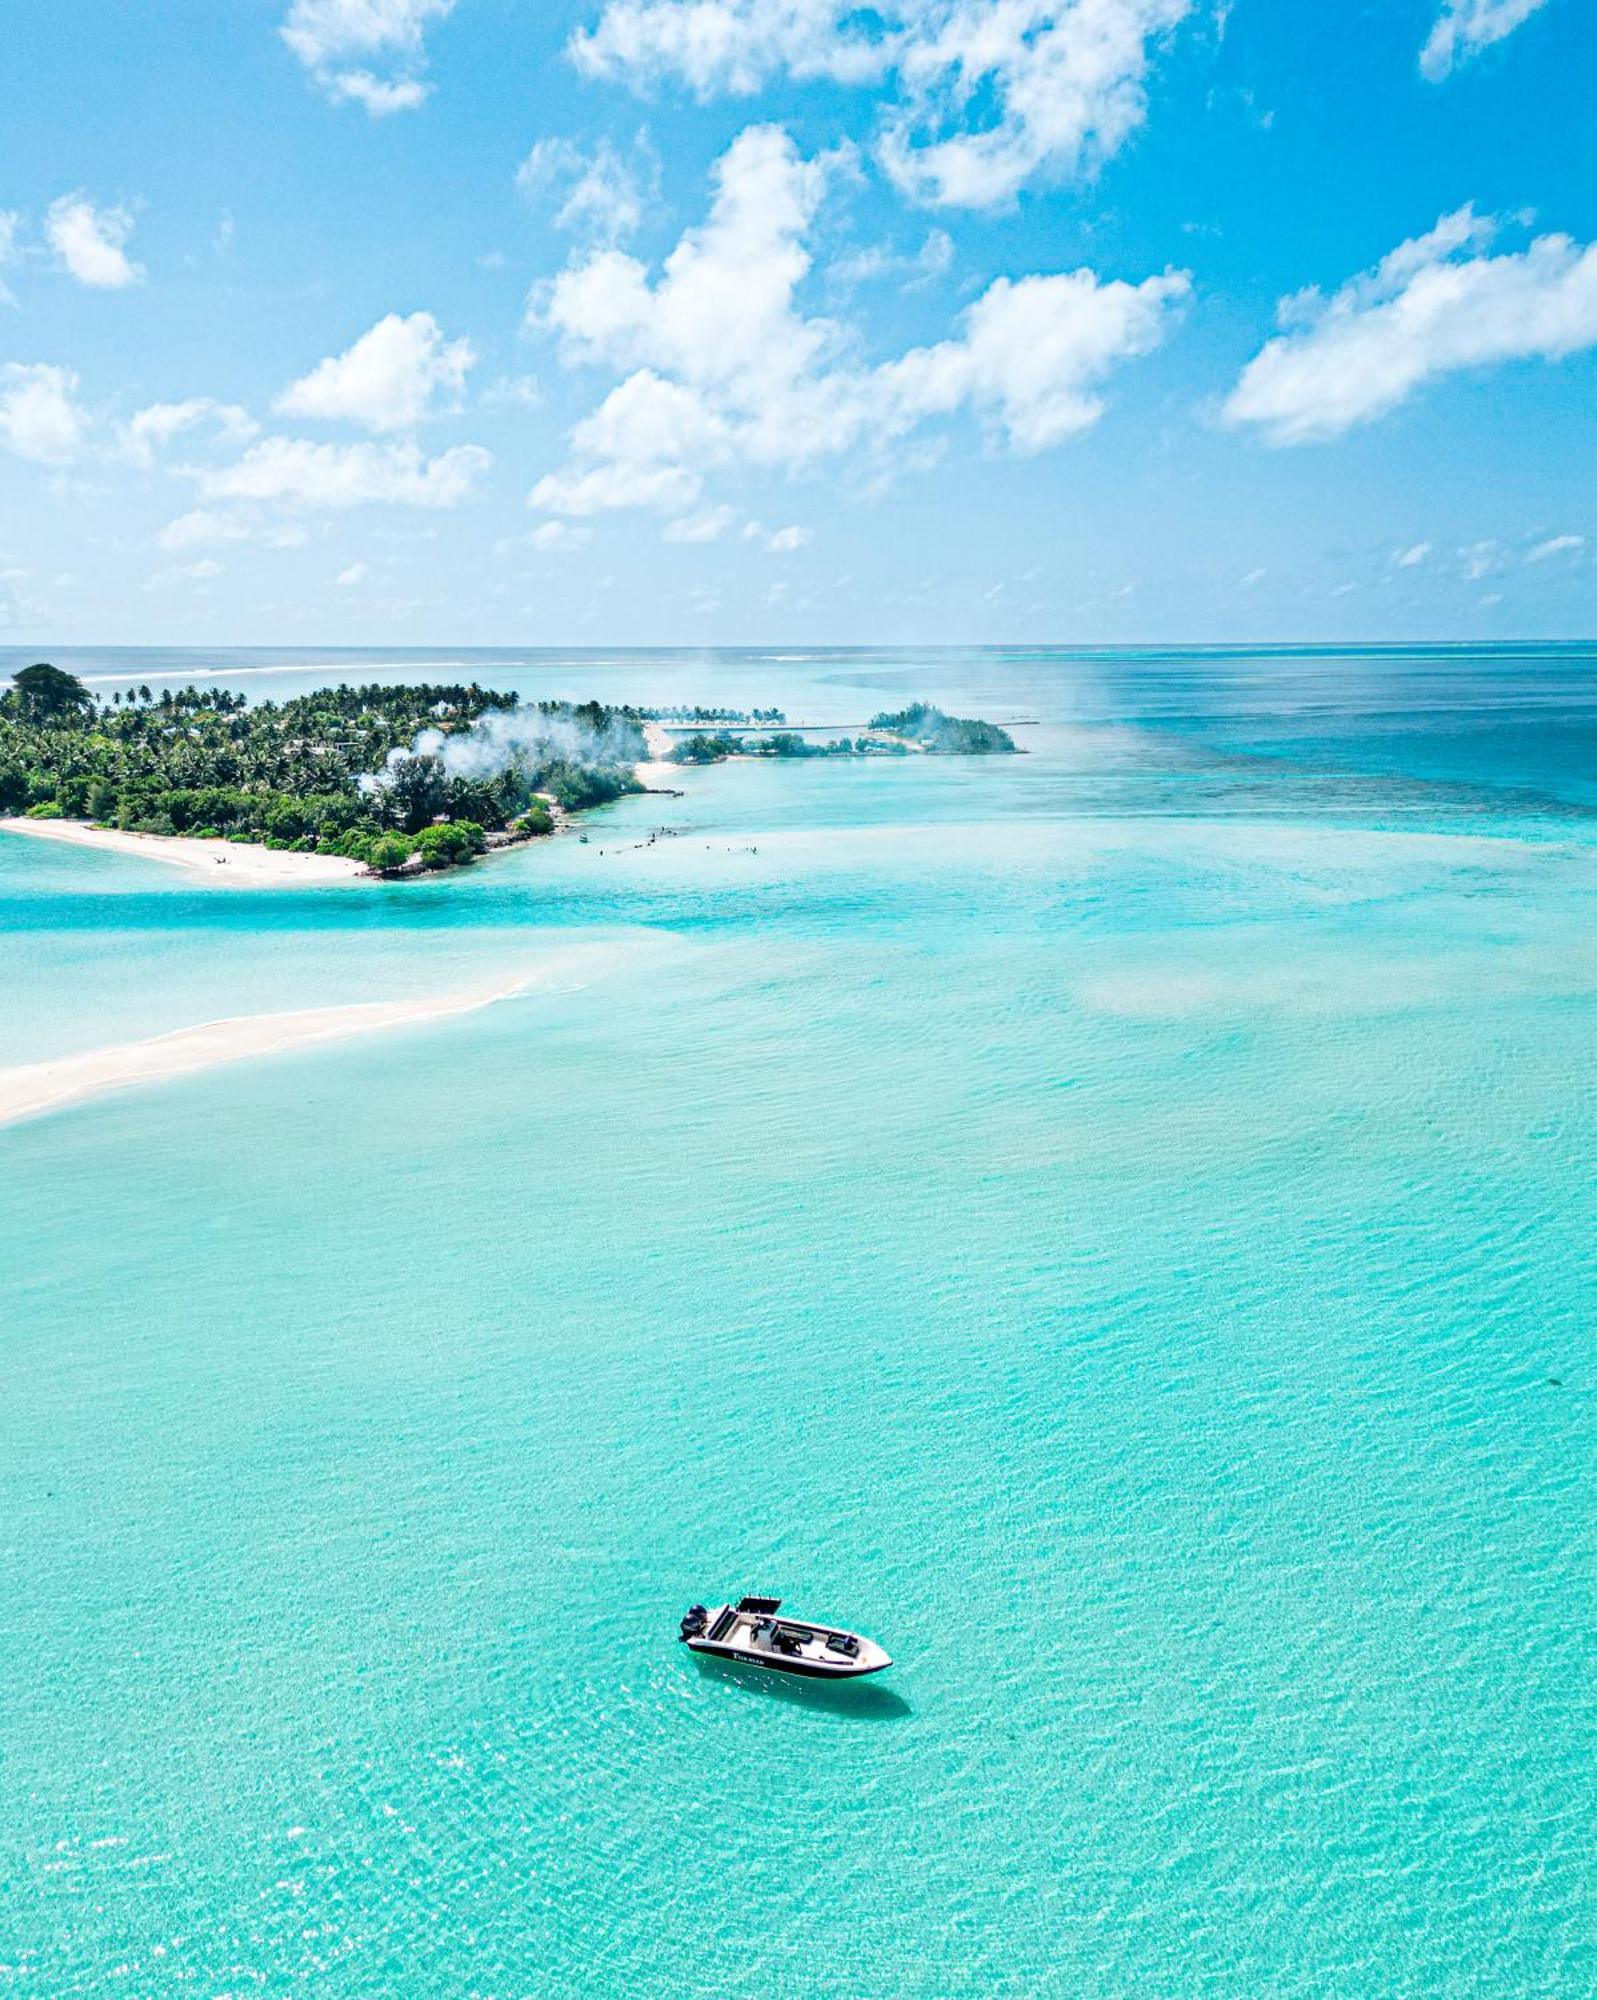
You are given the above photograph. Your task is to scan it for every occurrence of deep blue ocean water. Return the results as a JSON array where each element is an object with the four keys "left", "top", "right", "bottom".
[{"left": 1, "top": 647, "right": 1592, "bottom": 1996}]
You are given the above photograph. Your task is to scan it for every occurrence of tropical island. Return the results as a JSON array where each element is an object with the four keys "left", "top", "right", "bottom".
[
  {"left": 669, "top": 704, "right": 1018, "bottom": 764},
  {"left": 0, "top": 662, "right": 1018, "bottom": 881}
]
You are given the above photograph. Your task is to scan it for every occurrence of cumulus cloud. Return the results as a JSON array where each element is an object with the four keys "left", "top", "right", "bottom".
[
  {"left": 335, "top": 560, "right": 370, "bottom": 584},
  {"left": 281, "top": 0, "right": 456, "bottom": 111},
  {"left": 119, "top": 398, "right": 258, "bottom": 468},
  {"left": 0, "top": 363, "right": 88, "bottom": 464},
  {"left": 1392, "top": 540, "right": 1433, "bottom": 567},
  {"left": 882, "top": 0, "right": 1191, "bottom": 209},
  {"left": 1525, "top": 532, "right": 1583, "bottom": 562},
  {"left": 46, "top": 193, "right": 143, "bottom": 288},
  {"left": 276, "top": 312, "right": 475, "bottom": 431},
  {"left": 663, "top": 504, "right": 736, "bottom": 542},
  {"left": 198, "top": 437, "right": 492, "bottom": 510},
  {"left": 570, "top": 0, "right": 1191, "bottom": 209},
  {"left": 529, "top": 125, "right": 1185, "bottom": 517},
  {"left": 1222, "top": 206, "right": 1597, "bottom": 444},
  {"left": 571, "top": 0, "right": 887, "bottom": 91},
  {"left": 518, "top": 136, "right": 655, "bottom": 244},
  {"left": 878, "top": 264, "right": 1188, "bottom": 450},
  {"left": 1420, "top": 0, "right": 1551, "bottom": 81},
  {"left": 527, "top": 519, "right": 593, "bottom": 551}
]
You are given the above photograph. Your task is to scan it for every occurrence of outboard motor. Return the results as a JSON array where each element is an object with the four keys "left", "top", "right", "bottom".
[{"left": 679, "top": 1604, "right": 709, "bottom": 1641}]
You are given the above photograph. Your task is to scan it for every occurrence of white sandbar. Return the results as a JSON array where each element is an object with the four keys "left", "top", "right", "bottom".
[{"left": 0, "top": 980, "right": 530, "bottom": 1130}]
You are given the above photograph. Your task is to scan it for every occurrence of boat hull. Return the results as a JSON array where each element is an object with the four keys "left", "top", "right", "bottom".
[{"left": 685, "top": 1637, "right": 891, "bottom": 1679}]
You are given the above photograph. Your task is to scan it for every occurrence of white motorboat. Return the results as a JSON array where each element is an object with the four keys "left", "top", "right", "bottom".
[{"left": 679, "top": 1596, "right": 892, "bottom": 1678}]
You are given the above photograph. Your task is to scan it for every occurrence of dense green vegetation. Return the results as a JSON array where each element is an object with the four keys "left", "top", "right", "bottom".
[
  {"left": 0, "top": 667, "right": 645, "bottom": 873},
  {"left": 645, "top": 704, "right": 787, "bottom": 725},
  {"left": 669, "top": 705, "right": 1017, "bottom": 765},
  {"left": 868, "top": 705, "right": 1018, "bottom": 754},
  {"left": 668, "top": 731, "right": 837, "bottom": 763},
  {"left": 0, "top": 668, "right": 1015, "bottom": 874}
]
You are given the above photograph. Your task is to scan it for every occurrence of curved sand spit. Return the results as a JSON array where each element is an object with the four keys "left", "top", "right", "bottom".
[
  {"left": 1, "top": 816, "right": 367, "bottom": 886},
  {"left": 0, "top": 979, "right": 531, "bottom": 1131}
]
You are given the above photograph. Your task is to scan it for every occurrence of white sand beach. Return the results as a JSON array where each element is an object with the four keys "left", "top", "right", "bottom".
[
  {"left": 0, "top": 979, "right": 531, "bottom": 1130},
  {"left": 0, "top": 816, "right": 368, "bottom": 886}
]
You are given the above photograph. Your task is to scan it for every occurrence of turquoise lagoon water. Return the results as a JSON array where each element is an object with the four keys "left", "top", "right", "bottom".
[{"left": 0, "top": 647, "right": 1592, "bottom": 1996}]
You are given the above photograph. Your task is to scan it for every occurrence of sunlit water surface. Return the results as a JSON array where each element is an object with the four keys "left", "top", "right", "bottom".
[{"left": 1, "top": 646, "right": 1593, "bottom": 1996}]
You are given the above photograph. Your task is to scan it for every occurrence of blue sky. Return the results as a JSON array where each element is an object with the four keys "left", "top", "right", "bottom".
[{"left": 1, "top": 0, "right": 1593, "bottom": 645}]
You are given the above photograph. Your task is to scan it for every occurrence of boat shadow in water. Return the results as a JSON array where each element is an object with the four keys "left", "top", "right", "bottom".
[{"left": 692, "top": 1654, "right": 912, "bottom": 1721}]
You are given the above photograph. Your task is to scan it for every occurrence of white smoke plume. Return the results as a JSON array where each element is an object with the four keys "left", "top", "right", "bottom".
[{"left": 360, "top": 702, "right": 643, "bottom": 795}]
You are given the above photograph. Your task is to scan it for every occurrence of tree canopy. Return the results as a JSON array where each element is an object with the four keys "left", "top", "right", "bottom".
[
  {"left": 0, "top": 677, "right": 646, "bottom": 872},
  {"left": 3, "top": 663, "right": 94, "bottom": 724}
]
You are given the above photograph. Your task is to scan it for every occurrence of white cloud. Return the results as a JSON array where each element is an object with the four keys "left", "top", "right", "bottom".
[
  {"left": 46, "top": 194, "right": 143, "bottom": 288},
  {"left": 882, "top": 0, "right": 1192, "bottom": 209},
  {"left": 159, "top": 509, "right": 311, "bottom": 551},
  {"left": 766, "top": 523, "right": 810, "bottom": 551},
  {"left": 120, "top": 398, "right": 258, "bottom": 468},
  {"left": 1392, "top": 540, "right": 1433, "bottom": 567},
  {"left": 530, "top": 125, "right": 1186, "bottom": 517},
  {"left": 527, "top": 520, "right": 593, "bottom": 552},
  {"left": 878, "top": 265, "right": 1190, "bottom": 451},
  {"left": 325, "top": 69, "right": 430, "bottom": 111},
  {"left": 199, "top": 437, "right": 492, "bottom": 510},
  {"left": 536, "top": 128, "right": 831, "bottom": 398},
  {"left": 0, "top": 363, "right": 88, "bottom": 464},
  {"left": 482, "top": 373, "right": 543, "bottom": 410},
  {"left": 571, "top": 0, "right": 1192, "bottom": 209},
  {"left": 1420, "top": 0, "right": 1550, "bottom": 81},
  {"left": 1461, "top": 538, "right": 1501, "bottom": 580},
  {"left": 335, "top": 561, "right": 370, "bottom": 585},
  {"left": 518, "top": 137, "right": 653, "bottom": 244},
  {"left": 831, "top": 227, "right": 954, "bottom": 291},
  {"left": 277, "top": 312, "right": 475, "bottom": 433},
  {"left": 1525, "top": 533, "right": 1583, "bottom": 562},
  {"left": 531, "top": 457, "right": 704, "bottom": 517},
  {"left": 281, "top": 0, "right": 456, "bottom": 112},
  {"left": 1223, "top": 206, "right": 1597, "bottom": 444},
  {"left": 663, "top": 504, "right": 736, "bottom": 542},
  {"left": 571, "top": 0, "right": 885, "bottom": 92}
]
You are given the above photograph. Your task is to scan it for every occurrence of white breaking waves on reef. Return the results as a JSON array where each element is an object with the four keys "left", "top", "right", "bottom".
[{"left": 359, "top": 704, "right": 641, "bottom": 796}]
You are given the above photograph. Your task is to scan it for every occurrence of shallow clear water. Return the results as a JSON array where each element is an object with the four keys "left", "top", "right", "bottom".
[{"left": 1, "top": 647, "right": 1593, "bottom": 1996}]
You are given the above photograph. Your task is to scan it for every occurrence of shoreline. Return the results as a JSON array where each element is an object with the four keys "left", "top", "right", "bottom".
[
  {"left": 1, "top": 816, "right": 368, "bottom": 887},
  {"left": 0, "top": 978, "right": 534, "bottom": 1130}
]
